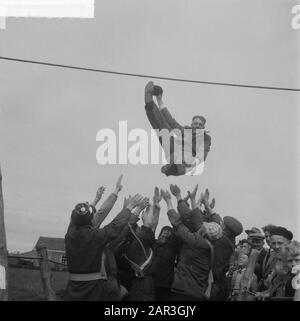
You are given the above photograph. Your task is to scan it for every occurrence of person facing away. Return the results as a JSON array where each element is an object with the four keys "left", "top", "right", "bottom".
[
  {"left": 161, "top": 189, "right": 223, "bottom": 301},
  {"left": 64, "top": 190, "right": 144, "bottom": 301},
  {"left": 149, "top": 226, "right": 181, "bottom": 301},
  {"left": 144, "top": 81, "right": 211, "bottom": 176},
  {"left": 115, "top": 192, "right": 162, "bottom": 301}
]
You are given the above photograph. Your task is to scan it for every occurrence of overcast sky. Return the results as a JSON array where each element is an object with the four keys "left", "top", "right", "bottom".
[{"left": 0, "top": 0, "right": 299, "bottom": 252}]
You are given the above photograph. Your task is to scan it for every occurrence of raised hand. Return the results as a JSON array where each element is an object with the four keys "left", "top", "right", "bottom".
[
  {"left": 190, "top": 184, "right": 198, "bottom": 201},
  {"left": 133, "top": 197, "right": 149, "bottom": 217},
  {"left": 142, "top": 203, "right": 155, "bottom": 229},
  {"left": 183, "top": 192, "right": 190, "bottom": 204},
  {"left": 126, "top": 194, "right": 144, "bottom": 211},
  {"left": 114, "top": 174, "right": 123, "bottom": 195},
  {"left": 204, "top": 189, "right": 210, "bottom": 204},
  {"left": 91, "top": 186, "right": 106, "bottom": 207},
  {"left": 188, "top": 184, "right": 198, "bottom": 209},
  {"left": 161, "top": 189, "right": 174, "bottom": 211},
  {"left": 170, "top": 184, "right": 181, "bottom": 200},
  {"left": 210, "top": 198, "right": 216, "bottom": 209},
  {"left": 96, "top": 186, "right": 105, "bottom": 200},
  {"left": 153, "top": 187, "right": 162, "bottom": 207},
  {"left": 123, "top": 196, "right": 129, "bottom": 209},
  {"left": 161, "top": 189, "right": 172, "bottom": 203}
]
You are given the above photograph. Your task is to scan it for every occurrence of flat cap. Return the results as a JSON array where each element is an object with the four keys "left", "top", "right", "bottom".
[
  {"left": 245, "top": 227, "right": 265, "bottom": 239},
  {"left": 223, "top": 216, "right": 243, "bottom": 237},
  {"left": 245, "top": 227, "right": 261, "bottom": 235},
  {"left": 270, "top": 226, "right": 293, "bottom": 241}
]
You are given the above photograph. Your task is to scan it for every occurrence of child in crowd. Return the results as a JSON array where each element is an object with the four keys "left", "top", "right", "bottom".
[{"left": 229, "top": 253, "right": 258, "bottom": 301}]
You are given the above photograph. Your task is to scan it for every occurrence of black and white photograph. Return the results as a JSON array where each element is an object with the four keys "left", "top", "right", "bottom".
[{"left": 0, "top": 0, "right": 299, "bottom": 307}]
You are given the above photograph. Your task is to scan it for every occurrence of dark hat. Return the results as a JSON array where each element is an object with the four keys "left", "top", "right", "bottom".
[
  {"left": 192, "top": 115, "right": 206, "bottom": 124},
  {"left": 245, "top": 227, "right": 265, "bottom": 239},
  {"left": 223, "top": 216, "right": 243, "bottom": 237},
  {"left": 270, "top": 226, "right": 293, "bottom": 241},
  {"left": 160, "top": 226, "right": 173, "bottom": 233},
  {"left": 71, "top": 202, "right": 96, "bottom": 226},
  {"left": 262, "top": 224, "right": 277, "bottom": 233},
  {"left": 211, "top": 213, "right": 224, "bottom": 227}
]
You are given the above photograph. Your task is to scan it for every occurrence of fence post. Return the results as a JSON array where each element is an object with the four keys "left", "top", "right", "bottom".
[
  {"left": 36, "top": 244, "right": 56, "bottom": 301},
  {"left": 0, "top": 165, "right": 8, "bottom": 301}
]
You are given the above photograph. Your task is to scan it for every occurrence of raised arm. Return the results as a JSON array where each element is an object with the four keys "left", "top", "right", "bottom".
[
  {"left": 92, "top": 175, "right": 123, "bottom": 229},
  {"left": 174, "top": 219, "right": 209, "bottom": 248},
  {"left": 170, "top": 184, "right": 189, "bottom": 218},
  {"left": 161, "top": 189, "right": 205, "bottom": 247},
  {"left": 95, "top": 194, "right": 144, "bottom": 245}
]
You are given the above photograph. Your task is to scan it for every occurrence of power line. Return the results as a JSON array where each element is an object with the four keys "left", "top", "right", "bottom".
[{"left": 0, "top": 55, "right": 299, "bottom": 92}]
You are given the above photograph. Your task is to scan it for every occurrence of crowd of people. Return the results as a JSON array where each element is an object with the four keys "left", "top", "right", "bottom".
[{"left": 64, "top": 176, "right": 300, "bottom": 301}]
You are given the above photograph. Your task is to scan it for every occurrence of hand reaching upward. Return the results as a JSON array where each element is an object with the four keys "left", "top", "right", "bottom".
[
  {"left": 142, "top": 202, "right": 159, "bottom": 232},
  {"left": 126, "top": 194, "right": 144, "bottom": 211},
  {"left": 91, "top": 186, "right": 106, "bottom": 207},
  {"left": 133, "top": 197, "right": 149, "bottom": 217},
  {"left": 114, "top": 174, "right": 123, "bottom": 195},
  {"left": 95, "top": 186, "right": 105, "bottom": 200},
  {"left": 153, "top": 186, "right": 162, "bottom": 208},
  {"left": 187, "top": 184, "right": 198, "bottom": 209},
  {"left": 170, "top": 184, "right": 182, "bottom": 201}
]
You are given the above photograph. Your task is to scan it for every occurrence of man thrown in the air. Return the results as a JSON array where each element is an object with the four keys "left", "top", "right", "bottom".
[{"left": 144, "top": 81, "right": 211, "bottom": 176}]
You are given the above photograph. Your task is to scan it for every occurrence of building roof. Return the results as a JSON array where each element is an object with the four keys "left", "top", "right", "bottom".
[
  {"left": 35, "top": 236, "right": 65, "bottom": 252},
  {"left": 18, "top": 250, "right": 38, "bottom": 258}
]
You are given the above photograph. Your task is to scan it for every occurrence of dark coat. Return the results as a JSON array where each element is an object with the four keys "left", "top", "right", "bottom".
[
  {"left": 115, "top": 225, "right": 156, "bottom": 301},
  {"left": 149, "top": 234, "right": 181, "bottom": 289},
  {"left": 177, "top": 201, "right": 221, "bottom": 232},
  {"left": 64, "top": 207, "right": 131, "bottom": 300},
  {"left": 254, "top": 248, "right": 268, "bottom": 282},
  {"left": 168, "top": 210, "right": 211, "bottom": 300},
  {"left": 211, "top": 234, "right": 234, "bottom": 300}
]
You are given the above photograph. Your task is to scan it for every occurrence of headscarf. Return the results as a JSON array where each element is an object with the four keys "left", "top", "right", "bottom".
[{"left": 201, "top": 222, "right": 223, "bottom": 241}]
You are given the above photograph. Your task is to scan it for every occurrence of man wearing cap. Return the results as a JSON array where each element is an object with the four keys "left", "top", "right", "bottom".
[
  {"left": 270, "top": 226, "right": 293, "bottom": 254},
  {"left": 246, "top": 227, "right": 265, "bottom": 251},
  {"left": 223, "top": 216, "right": 244, "bottom": 245},
  {"left": 258, "top": 226, "right": 293, "bottom": 291},
  {"left": 245, "top": 227, "right": 268, "bottom": 283}
]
